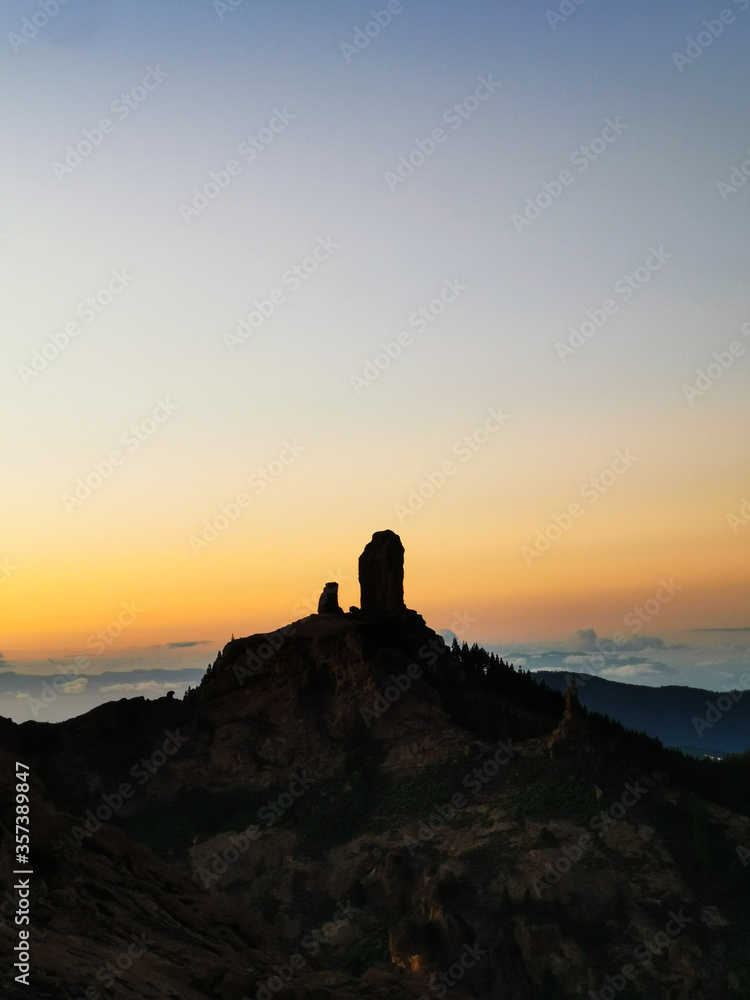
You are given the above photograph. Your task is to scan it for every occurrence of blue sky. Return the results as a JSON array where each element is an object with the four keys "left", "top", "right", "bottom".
[{"left": 2, "top": 0, "right": 749, "bottom": 721}]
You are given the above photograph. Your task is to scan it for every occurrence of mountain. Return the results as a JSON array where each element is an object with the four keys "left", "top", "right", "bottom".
[
  {"left": 534, "top": 670, "right": 750, "bottom": 757},
  {"left": 2, "top": 530, "right": 750, "bottom": 999}
]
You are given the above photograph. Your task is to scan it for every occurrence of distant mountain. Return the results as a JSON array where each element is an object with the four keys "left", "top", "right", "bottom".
[
  {"left": 533, "top": 670, "right": 750, "bottom": 756},
  {"left": 0, "top": 667, "right": 208, "bottom": 724},
  {"left": 0, "top": 667, "right": 206, "bottom": 697}
]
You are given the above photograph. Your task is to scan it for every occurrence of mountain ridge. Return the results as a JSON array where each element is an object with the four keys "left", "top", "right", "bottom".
[{"left": 533, "top": 670, "right": 750, "bottom": 757}]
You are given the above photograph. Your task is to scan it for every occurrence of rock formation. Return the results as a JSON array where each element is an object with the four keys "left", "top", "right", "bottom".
[
  {"left": 317, "top": 581, "right": 344, "bottom": 615},
  {"left": 358, "top": 529, "right": 406, "bottom": 616},
  {"left": 547, "top": 673, "right": 590, "bottom": 751},
  {"left": 7, "top": 533, "right": 747, "bottom": 1000}
]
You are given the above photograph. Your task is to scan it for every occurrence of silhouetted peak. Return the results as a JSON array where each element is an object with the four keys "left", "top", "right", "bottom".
[{"left": 358, "top": 529, "right": 406, "bottom": 617}]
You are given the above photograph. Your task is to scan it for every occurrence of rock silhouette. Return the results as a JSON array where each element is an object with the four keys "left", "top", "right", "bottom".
[
  {"left": 547, "top": 674, "right": 592, "bottom": 759},
  {"left": 358, "top": 529, "right": 406, "bottom": 616},
  {"left": 317, "top": 581, "right": 344, "bottom": 614}
]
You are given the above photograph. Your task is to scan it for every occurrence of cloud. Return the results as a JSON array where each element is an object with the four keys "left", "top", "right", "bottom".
[
  {"left": 601, "top": 659, "right": 678, "bottom": 679},
  {"left": 164, "top": 640, "right": 211, "bottom": 649},
  {"left": 60, "top": 677, "right": 88, "bottom": 695},
  {"left": 619, "top": 636, "right": 666, "bottom": 651},
  {"left": 99, "top": 681, "right": 188, "bottom": 695},
  {"left": 477, "top": 628, "right": 750, "bottom": 691},
  {"left": 688, "top": 627, "right": 750, "bottom": 632},
  {"left": 568, "top": 629, "right": 598, "bottom": 652},
  {"left": 566, "top": 628, "right": 667, "bottom": 654},
  {"left": 601, "top": 664, "right": 662, "bottom": 679}
]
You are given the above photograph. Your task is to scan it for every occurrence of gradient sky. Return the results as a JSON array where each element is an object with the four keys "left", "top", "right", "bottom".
[{"left": 2, "top": 0, "right": 749, "bottom": 719}]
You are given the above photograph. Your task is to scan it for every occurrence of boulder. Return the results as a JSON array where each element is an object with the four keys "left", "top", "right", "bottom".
[
  {"left": 318, "top": 581, "right": 344, "bottom": 615},
  {"left": 358, "top": 530, "right": 406, "bottom": 616}
]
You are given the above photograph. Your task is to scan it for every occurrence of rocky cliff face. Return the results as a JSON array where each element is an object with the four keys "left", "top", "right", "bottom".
[
  {"left": 0, "top": 730, "right": 286, "bottom": 1000},
  {"left": 2, "top": 532, "right": 750, "bottom": 999}
]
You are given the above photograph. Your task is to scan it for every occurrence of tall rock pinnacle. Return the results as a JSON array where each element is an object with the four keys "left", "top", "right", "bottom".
[
  {"left": 547, "top": 674, "right": 590, "bottom": 753},
  {"left": 358, "top": 529, "right": 406, "bottom": 616}
]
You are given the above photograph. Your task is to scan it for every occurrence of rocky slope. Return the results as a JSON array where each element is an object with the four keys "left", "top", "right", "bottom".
[{"left": 3, "top": 531, "right": 750, "bottom": 999}]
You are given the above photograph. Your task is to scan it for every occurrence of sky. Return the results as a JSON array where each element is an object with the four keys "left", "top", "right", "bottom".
[{"left": 2, "top": 0, "right": 749, "bottom": 722}]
